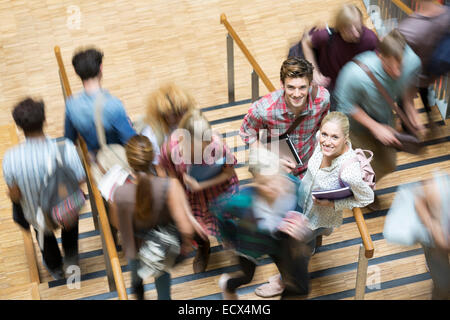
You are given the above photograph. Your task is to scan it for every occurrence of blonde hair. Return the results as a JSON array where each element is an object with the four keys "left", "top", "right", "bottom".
[
  {"left": 335, "top": 4, "right": 363, "bottom": 33},
  {"left": 145, "top": 83, "right": 197, "bottom": 146},
  {"left": 320, "top": 111, "right": 350, "bottom": 141},
  {"left": 178, "top": 109, "right": 211, "bottom": 141},
  {"left": 248, "top": 147, "right": 281, "bottom": 176},
  {"left": 378, "top": 29, "right": 406, "bottom": 61}
]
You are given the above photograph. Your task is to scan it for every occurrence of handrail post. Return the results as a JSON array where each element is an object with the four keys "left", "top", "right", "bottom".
[
  {"left": 251, "top": 70, "right": 259, "bottom": 102},
  {"left": 355, "top": 244, "right": 369, "bottom": 300},
  {"left": 227, "top": 33, "right": 235, "bottom": 103}
]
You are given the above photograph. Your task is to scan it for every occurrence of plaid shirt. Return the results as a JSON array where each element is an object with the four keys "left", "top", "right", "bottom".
[
  {"left": 158, "top": 134, "right": 239, "bottom": 236},
  {"left": 240, "top": 86, "right": 330, "bottom": 177}
]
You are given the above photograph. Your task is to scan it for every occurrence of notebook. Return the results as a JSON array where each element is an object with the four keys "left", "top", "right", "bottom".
[
  {"left": 187, "top": 157, "right": 226, "bottom": 182},
  {"left": 312, "top": 186, "right": 353, "bottom": 200},
  {"left": 266, "top": 134, "right": 303, "bottom": 166}
]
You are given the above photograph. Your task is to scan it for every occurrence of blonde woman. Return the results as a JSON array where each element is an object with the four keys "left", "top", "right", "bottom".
[
  {"left": 140, "top": 83, "right": 196, "bottom": 169},
  {"left": 159, "top": 109, "right": 239, "bottom": 273},
  {"left": 255, "top": 111, "right": 374, "bottom": 298}
]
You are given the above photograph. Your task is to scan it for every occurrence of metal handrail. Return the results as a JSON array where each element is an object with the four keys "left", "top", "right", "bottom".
[
  {"left": 54, "top": 46, "right": 128, "bottom": 300},
  {"left": 220, "top": 13, "right": 275, "bottom": 103}
]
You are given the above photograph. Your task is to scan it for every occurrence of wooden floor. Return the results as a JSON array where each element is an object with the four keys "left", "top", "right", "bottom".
[{"left": 0, "top": 0, "right": 448, "bottom": 300}]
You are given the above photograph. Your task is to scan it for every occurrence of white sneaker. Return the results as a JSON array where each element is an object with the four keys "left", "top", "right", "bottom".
[{"left": 219, "top": 274, "right": 238, "bottom": 300}]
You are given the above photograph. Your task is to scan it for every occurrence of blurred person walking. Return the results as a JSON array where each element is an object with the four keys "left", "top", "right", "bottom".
[
  {"left": 335, "top": 29, "right": 424, "bottom": 208},
  {"left": 3, "top": 98, "right": 85, "bottom": 279},
  {"left": 111, "top": 135, "right": 208, "bottom": 299},
  {"left": 384, "top": 171, "right": 449, "bottom": 300}
]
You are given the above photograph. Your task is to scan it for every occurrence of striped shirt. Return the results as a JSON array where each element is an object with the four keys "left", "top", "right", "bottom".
[
  {"left": 240, "top": 86, "right": 330, "bottom": 177},
  {"left": 2, "top": 137, "right": 85, "bottom": 229}
]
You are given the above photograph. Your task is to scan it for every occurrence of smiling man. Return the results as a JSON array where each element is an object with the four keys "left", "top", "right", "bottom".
[{"left": 240, "top": 57, "right": 330, "bottom": 178}]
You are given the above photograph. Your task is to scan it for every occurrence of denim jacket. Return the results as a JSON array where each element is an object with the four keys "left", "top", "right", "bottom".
[{"left": 64, "top": 89, "right": 136, "bottom": 151}]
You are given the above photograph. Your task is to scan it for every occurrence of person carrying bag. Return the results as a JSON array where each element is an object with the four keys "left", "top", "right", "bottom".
[
  {"left": 352, "top": 59, "right": 424, "bottom": 155},
  {"left": 90, "top": 92, "right": 133, "bottom": 196}
]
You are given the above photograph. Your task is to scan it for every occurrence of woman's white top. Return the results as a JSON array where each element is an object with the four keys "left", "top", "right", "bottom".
[
  {"left": 298, "top": 141, "right": 374, "bottom": 230},
  {"left": 141, "top": 125, "right": 162, "bottom": 165}
]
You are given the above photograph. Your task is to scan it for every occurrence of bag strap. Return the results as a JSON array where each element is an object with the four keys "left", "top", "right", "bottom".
[
  {"left": 284, "top": 85, "right": 318, "bottom": 136},
  {"left": 56, "top": 139, "right": 66, "bottom": 166},
  {"left": 94, "top": 91, "right": 108, "bottom": 148},
  {"left": 351, "top": 59, "right": 418, "bottom": 135}
]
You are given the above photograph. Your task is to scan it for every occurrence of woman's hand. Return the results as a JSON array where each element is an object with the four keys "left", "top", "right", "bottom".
[
  {"left": 312, "top": 195, "right": 335, "bottom": 208},
  {"left": 183, "top": 173, "right": 202, "bottom": 192}
]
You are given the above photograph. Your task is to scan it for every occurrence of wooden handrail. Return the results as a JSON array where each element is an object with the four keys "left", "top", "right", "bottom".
[
  {"left": 54, "top": 46, "right": 128, "bottom": 300},
  {"left": 392, "top": 0, "right": 413, "bottom": 15},
  {"left": 7, "top": 123, "right": 41, "bottom": 297},
  {"left": 220, "top": 13, "right": 276, "bottom": 92},
  {"left": 353, "top": 207, "right": 374, "bottom": 258}
]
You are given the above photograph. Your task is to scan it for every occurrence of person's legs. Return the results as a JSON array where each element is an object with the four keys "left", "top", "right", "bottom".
[
  {"left": 193, "top": 233, "right": 210, "bottom": 273},
  {"left": 272, "top": 238, "right": 310, "bottom": 299},
  {"left": 12, "top": 202, "right": 29, "bottom": 230},
  {"left": 129, "top": 258, "right": 144, "bottom": 300},
  {"left": 61, "top": 223, "right": 79, "bottom": 269},
  {"left": 220, "top": 255, "right": 256, "bottom": 299},
  {"left": 418, "top": 87, "right": 431, "bottom": 113},
  {"left": 422, "top": 245, "right": 450, "bottom": 300},
  {"left": 155, "top": 271, "right": 171, "bottom": 300},
  {"left": 34, "top": 228, "right": 64, "bottom": 279},
  {"left": 350, "top": 129, "right": 396, "bottom": 183}
]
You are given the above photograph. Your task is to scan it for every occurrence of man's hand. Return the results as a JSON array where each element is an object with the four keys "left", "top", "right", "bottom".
[
  {"left": 313, "top": 71, "right": 331, "bottom": 87},
  {"left": 371, "top": 123, "right": 401, "bottom": 147},
  {"left": 279, "top": 158, "right": 296, "bottom": 173}
]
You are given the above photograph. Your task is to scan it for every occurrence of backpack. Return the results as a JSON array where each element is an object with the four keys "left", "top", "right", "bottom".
[
  {"left": 338, "top": 149, "right": 376, "bottom": 190},
  {"left": 39, "top": 140, "right": 86, "bottom": 231}
]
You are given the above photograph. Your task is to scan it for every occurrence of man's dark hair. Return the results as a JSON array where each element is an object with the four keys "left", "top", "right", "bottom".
[
  {"left": 72, "top": 48, "right": 104, "bottom": 80},
  {"left": 12, "top": 98, "right": 45, "bottom": 133},
  {"left": 280, "top": 57, "right": 314, "bottom": 84}
]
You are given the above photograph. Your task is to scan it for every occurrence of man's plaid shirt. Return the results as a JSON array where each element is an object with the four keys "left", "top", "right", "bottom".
[{"left": 240, "top": 86, "right": 330, "bottom": 178}]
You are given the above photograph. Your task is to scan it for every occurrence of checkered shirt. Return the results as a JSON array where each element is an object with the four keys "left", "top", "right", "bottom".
[{"left": 240, "top": 86, "right": 330, "bottom": 177}]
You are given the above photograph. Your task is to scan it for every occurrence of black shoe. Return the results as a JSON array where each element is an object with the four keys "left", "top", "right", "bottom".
[{"left": 193, "top": 239, "right": 211, "bottom": 273}]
